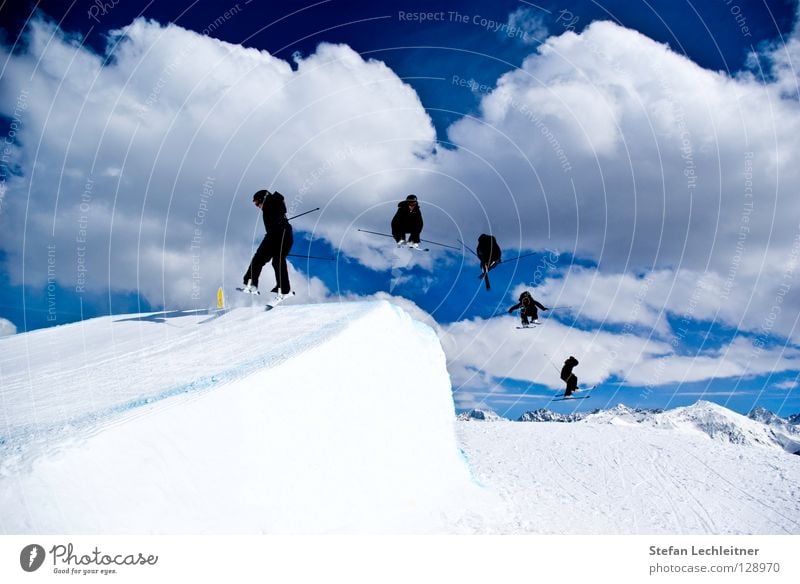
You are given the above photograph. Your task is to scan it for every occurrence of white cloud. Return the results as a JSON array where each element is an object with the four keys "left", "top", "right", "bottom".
[
  {"left": 5, "top": 12, "right": 800, "bottom": 356},
  {"left": 506, "top": 7, "right": 549, "bottom": 45},
  {"left": 772, "top": 379, "right": 798, "bottom": 390},
  {"left": 0, "top": 318, "right": 17, "bottom": 337},
  {"left": 0, "top": 16, "right": 436, "bottom": 306},
  {"left": 440, "top": 313, "right": 671, "bottom": 390},
  {"left": 625, "top": 336, "right": 800, "bottom": 386}
]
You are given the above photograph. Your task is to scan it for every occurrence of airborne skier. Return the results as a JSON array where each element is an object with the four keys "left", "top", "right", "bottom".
[
  {"left": 507, "top": 290, "right": 548, "bottom": 327},
  {"left": 560, "top": 356, "right": 580, "bottom": 398},
  {"left": 240, "top": 189, "right": 293, "bottom": 304},
  {"left": 391, "top": 194, "right": 423, "bottom": 248},
  {"left": 476, "top": 234, "right": 502, "bottom": 290}
]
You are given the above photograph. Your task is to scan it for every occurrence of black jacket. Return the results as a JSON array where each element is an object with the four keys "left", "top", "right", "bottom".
[
  {"left": 261, "top": 191, "right": 291, "bottom": 232},
  {"left": 477, "top": 234, "right": 502, "bottom": 266},
  {"left": 391, "top": 200, "right": 423, "bottom": 232},
  {"left": 560, "top": 356, "right": 579, "bottom": 381},
  {"left": 508, "top": 291, "right": 547, "bottom": 313}
]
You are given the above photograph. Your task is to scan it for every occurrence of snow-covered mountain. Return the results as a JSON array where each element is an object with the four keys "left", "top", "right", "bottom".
[
  {"left": 456, "top": 409, "right": 507, "bottom": 421},
  {"left": 647, "top": 401, "right": 779, "bottom": 449},
  {"left": 517, "top": 408, "right": 592, "bottom": 422},
  {"left": 515, "top": 402, "right": 800, "bottom": 455},
  {"left": 747, "top": 406, "right": 800, "bottom": 454},
  {"left": 748, "top": 406, "right": 786, "bottom": 426},
  {"left": 582, "top": 404, "right": 663, "bottom": 425}
]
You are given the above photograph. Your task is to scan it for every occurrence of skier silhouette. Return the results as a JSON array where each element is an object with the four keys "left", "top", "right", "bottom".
[
  {"left": 476, "top": 234, "right": 502, "bottom": 289},
  {"left": 391, "top": 194, "right": 423, "bottom": 248},
  {"left": 507, "top": 290, "right": 548, "bottom": 327},
  {"left": 241, "top": 189, "right": 293, "bottom": 300},
  {"left": 560, "top": 356, "right": 580, "bottom": 397}
]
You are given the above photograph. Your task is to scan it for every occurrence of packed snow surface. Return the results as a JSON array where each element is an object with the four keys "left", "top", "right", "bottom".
[
  {"left": 0, "top": 301, "right": 481, "bottom": 533},
  {"left": 457, "top": 421, "right": 800, "bottom": 534},
  {"left": 2, "top": 300, "right": 799, "bottom": 534}
]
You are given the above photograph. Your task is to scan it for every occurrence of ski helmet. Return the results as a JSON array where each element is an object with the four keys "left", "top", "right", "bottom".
[
  {"left": 253, "top": 190, "right": 269, "bottom": 204},
  {"left": 406, "top": 194, "right": 417, "bottom": 202}
]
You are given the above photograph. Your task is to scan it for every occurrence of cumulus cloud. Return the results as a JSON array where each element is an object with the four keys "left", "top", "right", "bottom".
[
  {"left": 4, "top": 11, "right": 800, "bottom": 388},
  {"left": 434, "top": 18, "right": 800, "bottom": 341},
  {"left": 0, "top": 318, "right": 17, "bottom": 337},
  {"left": 439, "top": 308, "right": 800, "bottom": 404},
  {"left": 0, "top": 16, "right": 436, "bottom": 307}
]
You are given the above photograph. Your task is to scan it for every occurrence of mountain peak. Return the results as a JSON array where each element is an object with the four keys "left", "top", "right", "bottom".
[{"left": 457, "top": 409, "right": 506, "bottom": 422}]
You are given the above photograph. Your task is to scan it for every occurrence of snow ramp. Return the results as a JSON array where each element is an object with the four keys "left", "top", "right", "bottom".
[{"left": 0, "top": 301, "right": 481, "bottom": 533}]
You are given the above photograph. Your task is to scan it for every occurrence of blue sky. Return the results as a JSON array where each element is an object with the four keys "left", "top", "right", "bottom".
[{"left": 2, "top": 0, "right": 800, "bottom": 419}]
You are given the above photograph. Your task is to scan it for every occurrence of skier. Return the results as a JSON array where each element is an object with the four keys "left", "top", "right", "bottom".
[
  {"left": 391, "top": 194, "right": 423, "bottom": 248},
  {"left": 560, "top": 356, "right": 580, "bottom": 397},
  {"left": 507, "top": 290, "right": 548, "bottom": 327},
  {"left": 477, "top": 234, "right": 502, "bottom": 273},
  {"left": 241, "top": 189, "right": 293, "bottom": 302},
  {"left": 476, "top": 234, "right": 502, "bottom": 289}
]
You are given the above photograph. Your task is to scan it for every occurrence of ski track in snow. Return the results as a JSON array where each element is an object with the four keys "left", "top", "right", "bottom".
[{"left": 456, "top": 422, "right": 800, "bottom": 534}]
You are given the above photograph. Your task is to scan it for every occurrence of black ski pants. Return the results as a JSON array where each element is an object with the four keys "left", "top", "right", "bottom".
[
  {"left": 520, "top": 305, "right": 540, "bottom": 324},
  {"left": 244, "top": 226, "right": 293, "bottom": 293},
  {"left": 391, "top": 221, "right": 421, "bottom": 244},
  {"left": 563, "top": 374, "right": 578, "bottom": 396}
]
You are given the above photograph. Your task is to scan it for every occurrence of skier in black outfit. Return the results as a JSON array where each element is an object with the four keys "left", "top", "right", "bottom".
[
  {"left": 476, "top": 234, "right": 502, "bottom": 289},
  {"left": 242, "top": 189, "right": 293, "bottom": 298},
  {"left": 560, "top": 356, "right": 580, "bottom": 397},
  {"left": 507, "top": 290, "right": 548, "bottom": 326},
  {"left": 391, "top": 194, "right": 423, "bottom": 249}
]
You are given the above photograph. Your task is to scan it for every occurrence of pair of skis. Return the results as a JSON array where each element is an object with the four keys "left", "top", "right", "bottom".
[
  {"left": 552, "top": 385, "right": 597, "bottom": 402},
  {"left": 396, "top": 241, "right": 430, "bottom": 252},
  {"left": 358, "top": 229, "right": 464, "bottom": 253},
  {"left": 235, "top": 286, "right": 295, "bottom": 310}
]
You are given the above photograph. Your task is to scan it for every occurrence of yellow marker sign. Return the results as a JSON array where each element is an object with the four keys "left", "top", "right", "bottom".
[{"left": 216, "top": 287, "right": 225, "bottom": 310}]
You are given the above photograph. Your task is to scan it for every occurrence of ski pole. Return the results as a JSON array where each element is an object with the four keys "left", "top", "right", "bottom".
[
  {"left": 287, "top": 207, "right": 320, "bottom": 221},
  {"left": 496, "top": 250, "right": 540, "bottom": 264},
  {"left": 420, "top": 237, "right": 461, "bottom": 251},
  {"left": 287, "top": 253, "right": 336, "bottom": 261},
  {"left": 358, "top": 228, "right": 461, "bottom": 251},
  {"left": 542, "top": 353, "right": 562, "bottom": 374},
  {"left": 357, "top": 228, "right": 394, "bottom": 239},
  {"left": 457, "top": 238, "right": 480, "bottom": 259}
]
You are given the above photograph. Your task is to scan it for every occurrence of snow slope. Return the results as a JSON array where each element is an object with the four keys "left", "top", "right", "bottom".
[
  {"left": 0, "top": 301, "right": 481, "bottom": 533},
  {"left": 458, "top": 421, "right": 800, "bottom": 534},
  {"left": 3, "top": 299, "right": 799, "bottom": 535}
]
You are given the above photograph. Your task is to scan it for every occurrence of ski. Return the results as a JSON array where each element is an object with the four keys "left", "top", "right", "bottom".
[
  {"left": 265, "top": 290, "right": 296, "bottom": 310},
  {"left": 236, "top": 286, "right": 260, "bottom": 295},
  {"left": 516, "top": 323, "right": 541, "bottom": 329},
  {"left": 554, "top": 384, "right": 598, "bottom": 399},
  {"left": 553, "top": 395, "right": 591, "bottom": 402}
]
